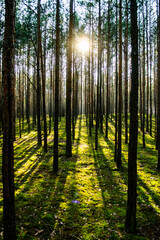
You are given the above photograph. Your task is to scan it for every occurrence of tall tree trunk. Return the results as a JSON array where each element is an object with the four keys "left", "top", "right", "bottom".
[
  {"left": 0, "top": 47, "right": 2, "bottom": 135},
  {"left": 99, "top": 9, "right": 103, "bottom": 134},
  {"left": 157, "top": 0, "right": 160, "bottom": 170},
  {"left": 38, "top": 0, "right": 47, "bottom": 152},
  {"left": 72, "top": 31, "right": 75, "bottom": 139},
  {"left": 146, "top": 0, "right": 149, "bottom": 133},
  {"left": 114, "top": 0, "right": 118, "bottom": 163},
  {"left": 106, "top": 0, "right": 110, "bottom": 139},
  {"left": 49, "top": 63, "right": 52, "bottom": 133},
  {"left": 139, "top": 12, "right": 143, "bottom": 132},
  {"left": 125, "top": 0, "right": 128, "bottom": 144},
  {"left": 59, "top": 52, "right": 63, "bottom": 121},
  {"left": 125, "top": 0, "right": 138, "bottom": 232},
  {"left": 154, "top": 42, "right": 157, "bottom": 143},
  {"left": 66, "top": 0, "right": 73, "bottom": 157},
  {"left": 89, "top": 4, "right": 92, "bottom": 136},
  {"left": 26, "top": 43, "right": 30, "bottom": 133},
  {"left": 22, "top": 54, "right": 25, "bottom": 131},
  {"left": 81, "top": 55, "right": 83, "bottom": 115},
  {"left": 95, "top": 0, "right": 101, "bottom": 150},
  {"left": 91, "top": 3, "right": 94, "bottom": 127},
  {"left": 53, "top": 0, "right": 60, "bottom": 173},
  {"left": 43, "top": 17, "right": 47, "bottom": 151},
  {"left": 149, "top": 7, "right": 152, "bottom": 136},
  {"left": 75, "top": 69, "right": 79, "bottom": 119},
  {"left": 142, "top": 6, "right": 146, "bottom": 148},
  {"left": 117, "top": 0, "right": 122, "bottom": 169},
  {"left": 2, "top": 0, "right": 16, "bottom": 238},
  {"left": 32, "top": 57, "right": 37, "bottom": 129},
  {"left": 37, "top": 0, "right": 42, "bottom": 147},
  {"left": 18, "top": 63, "right": 22, "bottom": 138}
]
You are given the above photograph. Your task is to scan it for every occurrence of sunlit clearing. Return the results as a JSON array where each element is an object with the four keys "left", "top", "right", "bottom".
[{"left": 77, "top": 37, "right": 89, "bottom": 54}]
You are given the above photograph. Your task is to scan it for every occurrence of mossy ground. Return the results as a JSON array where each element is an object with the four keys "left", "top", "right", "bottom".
[{"left": 0, "top": 116, "right": 160, "bottom": 239}]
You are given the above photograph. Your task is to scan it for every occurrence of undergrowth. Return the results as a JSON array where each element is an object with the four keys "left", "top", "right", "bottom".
[{"left": 0, "top": 116, "right": 159, "bottom": 239}]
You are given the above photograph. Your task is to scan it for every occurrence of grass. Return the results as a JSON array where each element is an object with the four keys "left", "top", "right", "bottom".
[{"left": 0, "top": 115, "right": 160, "bottom": 239}]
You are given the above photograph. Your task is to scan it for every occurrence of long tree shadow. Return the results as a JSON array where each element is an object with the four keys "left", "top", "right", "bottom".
[
  {"left": 90, "top": 139, "right": 127, "bottom": 230},
  {"left": 15, "top": 117, "right": 83, "bottom": 239},
  {"left": 15, "top": 154, "right": 69, "bottom": 238},
  {"left": 91, "top": 119, "right": 160, "bottom": 239},
  {"left": 51, "top": 116, "right": 101, "bottom": 239},
  {"left": 46, "top": 117, "right": 83, "bottom": 239}
]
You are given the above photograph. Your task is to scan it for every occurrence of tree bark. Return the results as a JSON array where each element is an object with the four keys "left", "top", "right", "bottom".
[
  {"left": 142, "top": 6, "right": 146, "bottom": 148},
  {"left": 114, "top": 0, "right": 118, "bottom": 163},
  {"left": 66, "top": 0, "right": 73, "bottom": 157},
  {"left": 37, "top": 0, "right": 42, "bottom": 147},
  {"left": 125, "top": 0, "right": 128, "bottom": 144},
  {"left": 26, "top": 43, "right": 30, "bottom": 133},
  {"left": 2, "top": 0, "right": 16, "bottom": 238},
  {"left": 95, "top": 0, "right": 101, "bottom": 150},
  {"left": 53, "top": 0, "right": 60, "bottom": 172},
  {"left": 149, "top": 7, "right": 152, "bottom": 136},
  {"left": 117, "top": 0, "right": 122, "bottom": 169},
  {"left": 157, "top": 0, "right": 160, "bottom": 170},
  {"left": 38, "top": 0, "right": 47, "bottom": 152},
  {"left": 106, "top": 1, "right": 110, "bottom": 139},
  {"left": 146, "top": 0, "right": 149, "bottom": 133},
  {"left": 125, "top": 0, "right": 138, "bottom": 232}
]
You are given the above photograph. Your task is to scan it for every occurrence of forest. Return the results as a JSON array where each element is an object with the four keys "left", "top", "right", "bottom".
[{"left": 0, "top": 0, "right": 160, "bottom": 239}]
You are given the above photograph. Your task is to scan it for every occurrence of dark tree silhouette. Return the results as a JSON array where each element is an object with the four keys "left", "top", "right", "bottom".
[
  {"left": 53, "top": 0, "right": 60, "bottom": 172},
  {"left": 66, "top": 0, "right": 73, "bottom": 157},
  {"left": 117, "top": 0, "right": 122, "bottom": 169},
  {"left": 2, "top": 0, "right": 16, "bottom": 238},
  {"left": 157, "top": 0, "right": 160, "bottom": 170},
  {"left": 37, "top": 0, "right": 42, "bottom": 147},
  {"left": 125, "top": 0, "right": 138, "bottom": 232}
]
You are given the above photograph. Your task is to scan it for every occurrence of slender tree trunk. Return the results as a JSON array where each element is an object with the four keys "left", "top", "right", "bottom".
[
  {"left": 38, "top": 0, "right": 47, "bottom": 152},
  {"left": 32, "top": 57, "right": 37, "bottom": 129},
  {"left": 106, "top": 1, "right": 110, "bottom": 139},
  {"left": 37, "top": 0, "right": 42, "bottom": 147},
  {"left": 22, "top": 54, "right": 25, "bottom": 131},
  {"left": 149, "top": 7, "right": 152, "bottom": 136},
  {"left": 59, "top": 52, "right": 63, "bottom": 121},
  {"left": 19, "top": 64, "right": 22, "bottom": 138},
  {"left": 81, "top": 55, "right": 83, "bottom": 115},
  {"left": 49, "top": 63, "right": 52, "bottom": 133},
  {"left": 0, "top": 47, "right": 2, "bottom": 135},
  {"left": 91, "top": 4, "right": 94, "bottom": 127},
  {"left": 157, "top": 0, "right": 160, "bottom": 170},
  {"left": 117, "top": 0, "right": 122, "bottom": 169},
  {"left": 2, "top": 0, "right": 16, "bottom": 238},
  {"left": 75, "top": 69, "right": 79, "bottom": 119},
  {"left": 72, "top": 35, "right": 75, "bottom": 140},
  {"left": 142, "top": 6, "right": 146, "bottom": 148},
  {"left": 99, "top": 13, "right": 103, "bottom": 134},
  {"left": 125, "top": 0, "right": 128, "bottom": 144},
  {"left": 66, "top": 0, "right": 73, "bottom": 157},
  {"left": 125, "top": 0, "right": 138, "bottom": 232},
  {"left": 146, "top": 0, "right": 149, "bottom": 133},
  {"left": 114, "top": 0, "right": 118, "bottom": 163},
  {"left": 154, "top": 43, "right": 157, "bottom": 143},
  {"left": 26, "top": 43, "right": 30, "bottom": 133},
  {"left": 95, "top": 0, "right": 101, "bottom": 150},
  {"left": 89, "top": 5, "right": 92, "bottom": 136},
  {"left": 53, "top": 0, "right": 60, "bottom": 172}
]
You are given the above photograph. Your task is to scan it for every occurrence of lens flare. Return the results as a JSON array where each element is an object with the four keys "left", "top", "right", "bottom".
[{"left": 77, "top": 37, "right": 90, "bottom": 54}]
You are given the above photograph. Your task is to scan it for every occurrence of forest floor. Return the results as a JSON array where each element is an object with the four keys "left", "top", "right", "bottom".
[{"left": 0, "top": 116, "right": 160, "bottom": 240}]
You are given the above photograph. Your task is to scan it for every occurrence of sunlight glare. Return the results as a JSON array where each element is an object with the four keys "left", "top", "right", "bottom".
[{"left": 77, "top": 37, "right": 90, "bottom": 54}]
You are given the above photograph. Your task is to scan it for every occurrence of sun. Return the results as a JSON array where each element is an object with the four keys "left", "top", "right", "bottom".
[{"left": 77, "top": 37, "right": 90, "bottom": 54}]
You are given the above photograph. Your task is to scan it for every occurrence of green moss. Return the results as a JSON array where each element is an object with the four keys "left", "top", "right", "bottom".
[{"left": 0, "top": 115, "right": 159, "bottom": 239}]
